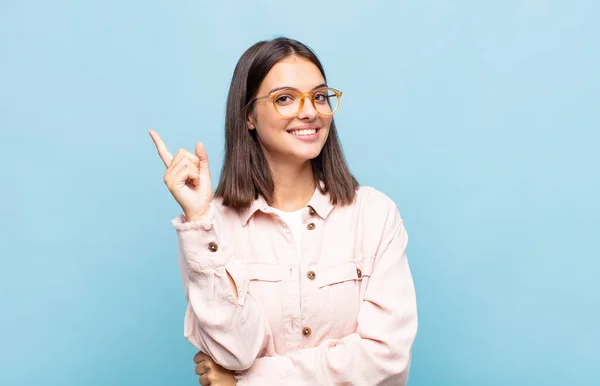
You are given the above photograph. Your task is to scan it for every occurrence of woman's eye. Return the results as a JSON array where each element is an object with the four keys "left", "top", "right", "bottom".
[
  {"left": 275, "top": 94, "right": 294, "bottom": 104},
  {"left": 314, "top": 92, "right": 328, "bottom": 102}
]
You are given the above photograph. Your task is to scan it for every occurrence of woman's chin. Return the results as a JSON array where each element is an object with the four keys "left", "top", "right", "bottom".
[{"left": 294, "top": 148, "right": 324, "bottom": 162}]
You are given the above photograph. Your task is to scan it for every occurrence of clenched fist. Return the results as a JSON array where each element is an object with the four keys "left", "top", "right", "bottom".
[
  {"left": 149, "top": 130, "right": 213, "bottom": 222},
  {"left": 194, "top": 352, "right": 238, "bottom": 386}
]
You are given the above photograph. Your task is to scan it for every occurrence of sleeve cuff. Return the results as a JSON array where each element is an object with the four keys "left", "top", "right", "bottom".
[
  {"left": 171, "top": 205, "right": 214, "bottom": 231},
  {"left": 172, "top": 205, "right": 224, "bottom": 270}
]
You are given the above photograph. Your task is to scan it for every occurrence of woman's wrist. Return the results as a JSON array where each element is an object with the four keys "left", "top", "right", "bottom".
[
  {"left": 185, "top": 212, "right": 207, "bottom": 222},
  {"left": 184, "top": 206, "right": 210, "bottom": 222}
]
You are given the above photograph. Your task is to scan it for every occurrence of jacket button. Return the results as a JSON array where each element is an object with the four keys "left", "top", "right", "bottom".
[
  {"left": 302, "top": 327, "right": 312, "bottom": 337},
  {"left": 356, "top": 268, "right": 362, "bottom": 278},
  {"left": 207, "top": 242, "right": 219, "bottom": 253},
  {"left": 307, "top": 271, "right": 316, "bottom": 280},
  {"left": 308, "top": 207, "right": 316, "bottom": 216},
  {"left": 307, "top": 223, "right": 316, "bottom": 230}
]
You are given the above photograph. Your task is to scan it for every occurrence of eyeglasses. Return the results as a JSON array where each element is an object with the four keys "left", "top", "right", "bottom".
[{"left": 249, "top": 87, "right": 342, "bottom": 118}]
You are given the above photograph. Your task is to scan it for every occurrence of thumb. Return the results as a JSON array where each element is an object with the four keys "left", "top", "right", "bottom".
[{"left": 195, "top": 142, "right": 210, "bottom": 174}]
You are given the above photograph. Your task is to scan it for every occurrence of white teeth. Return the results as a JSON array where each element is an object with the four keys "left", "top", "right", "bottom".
[{"left": 290, "top": 129, "right": 317, "bottom": 136}]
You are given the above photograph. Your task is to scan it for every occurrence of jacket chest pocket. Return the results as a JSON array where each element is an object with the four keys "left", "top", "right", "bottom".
[
  {"left": 316, "top": 257, "right": 374, "bottom": 299},
  {"left": 244, "top": 263, "right": 286, "bottom": 327},
  {"left": 313, "top": 258, "right": 375, "bottom": 330}
]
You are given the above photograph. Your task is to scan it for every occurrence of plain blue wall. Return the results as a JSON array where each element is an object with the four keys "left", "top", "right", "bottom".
[{"left": 1, "top": 1, "right": 598, "bottom": 385}]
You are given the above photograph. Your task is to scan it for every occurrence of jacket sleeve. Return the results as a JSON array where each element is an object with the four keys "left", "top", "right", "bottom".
[
  {"left": 235, "top": 210, "right": 418, "bottom": 386},
  {"left": 173, "top": 206, "right": 276, "bottom": 371}
]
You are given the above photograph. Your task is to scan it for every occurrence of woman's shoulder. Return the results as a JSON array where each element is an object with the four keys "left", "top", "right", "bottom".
[
  {"left": 354, "top": 186, "right": 401, "bottom": 215},
  {"left": 209, "top": 196, "right": 243, "bottom": 219},
  {"left": 351, "top": 185, "right": 405, "bottom": 230}
]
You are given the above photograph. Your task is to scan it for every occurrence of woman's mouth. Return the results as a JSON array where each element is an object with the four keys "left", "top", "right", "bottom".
[
  {"left": 287, "top": 127, "right": 321, "bottom": 142},
  {"left": 288, "top": 128, "right": 318, "bottom": 136}
]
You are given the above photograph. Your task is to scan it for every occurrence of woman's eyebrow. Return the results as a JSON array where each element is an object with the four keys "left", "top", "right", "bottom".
[{"left": 267, "top": 83, "right": 328, "bottom": 94}]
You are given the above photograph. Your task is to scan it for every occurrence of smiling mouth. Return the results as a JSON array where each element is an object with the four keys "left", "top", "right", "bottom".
[{"left": 287, "top": 128, "right": 320, "bottom": 136}]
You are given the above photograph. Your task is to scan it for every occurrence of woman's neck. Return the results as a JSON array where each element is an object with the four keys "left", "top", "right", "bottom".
[{"left": 269, "top": 159, "right": 316, "bottom": 212}]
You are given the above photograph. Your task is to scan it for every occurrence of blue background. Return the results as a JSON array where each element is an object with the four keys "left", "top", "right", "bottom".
[{"left": 1, "top": 1, "right": 598, "bottom": 385}]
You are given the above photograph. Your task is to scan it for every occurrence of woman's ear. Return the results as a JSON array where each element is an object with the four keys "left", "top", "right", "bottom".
[{"left": 247, "top": 114, "right": 256, "bottom": 130}]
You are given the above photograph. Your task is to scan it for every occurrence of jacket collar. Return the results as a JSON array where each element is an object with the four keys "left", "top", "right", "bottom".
[{"left": 240, "top": 182, "right": 334, "bottom": 226}]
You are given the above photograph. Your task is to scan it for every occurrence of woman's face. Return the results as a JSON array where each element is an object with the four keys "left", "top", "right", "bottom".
[{"left": 248, "top": 56, "right": 332, "bottom": 165}]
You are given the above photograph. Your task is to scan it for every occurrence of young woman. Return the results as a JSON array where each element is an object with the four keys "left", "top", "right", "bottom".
[{"left": 150, "top": 37, "right": 418, "bottom": 386}]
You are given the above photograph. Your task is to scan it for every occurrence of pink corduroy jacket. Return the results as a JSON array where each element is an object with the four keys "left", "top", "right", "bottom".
[{"left": 172, "top": 186, "right": 418, "bottom": 385}]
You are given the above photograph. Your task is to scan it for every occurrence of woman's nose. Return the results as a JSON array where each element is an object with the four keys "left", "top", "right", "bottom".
[{"left": 296, "top": 96, "right": 318, "bottom": 120}]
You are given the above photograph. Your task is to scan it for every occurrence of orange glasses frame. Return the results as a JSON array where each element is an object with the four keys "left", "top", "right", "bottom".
[{"left": 249, "top": 87, "right": 343, "bottom": 118}]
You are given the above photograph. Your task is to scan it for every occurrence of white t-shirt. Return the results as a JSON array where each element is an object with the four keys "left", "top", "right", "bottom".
[{"left": 271, "top": 207, "right": 304, "bottom": 260}]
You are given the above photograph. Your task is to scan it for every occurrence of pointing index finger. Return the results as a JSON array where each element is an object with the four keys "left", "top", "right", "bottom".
[{"left": 149, "top": 130, "right": 173, "bottom": 167}]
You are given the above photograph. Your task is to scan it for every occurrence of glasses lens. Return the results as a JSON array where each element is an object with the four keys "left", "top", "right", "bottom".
[
  {"left": 313, "top": 88, "right": 339, "bottom": 116},
  {"left": 273, "top": 89, "right": 302, "bottom": 117}
]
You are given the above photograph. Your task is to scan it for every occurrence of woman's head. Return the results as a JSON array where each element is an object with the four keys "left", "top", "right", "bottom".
[
  {"left": 215, "top": 37, "right": 358, "bottom": 210},
  {"left": 247, "top": 55, "right": 339, "bottom": 165}
]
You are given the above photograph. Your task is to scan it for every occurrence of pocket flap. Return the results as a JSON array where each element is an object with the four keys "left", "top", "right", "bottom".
[
  {"left": 317, "top": 257, "right": 374, "bottom": 288},
  {"left": 245, "top": 263, "right": 285, "bottom": 282}
]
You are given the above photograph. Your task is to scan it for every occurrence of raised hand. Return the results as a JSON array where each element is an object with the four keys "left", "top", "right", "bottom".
[{"left": 149, "top": 130, "right": 213, "bottom": 221}]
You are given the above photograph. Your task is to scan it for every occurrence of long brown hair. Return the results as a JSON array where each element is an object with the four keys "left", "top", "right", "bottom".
[{"left": 215, "top": 37, "right": 358, "bottom": 210}]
